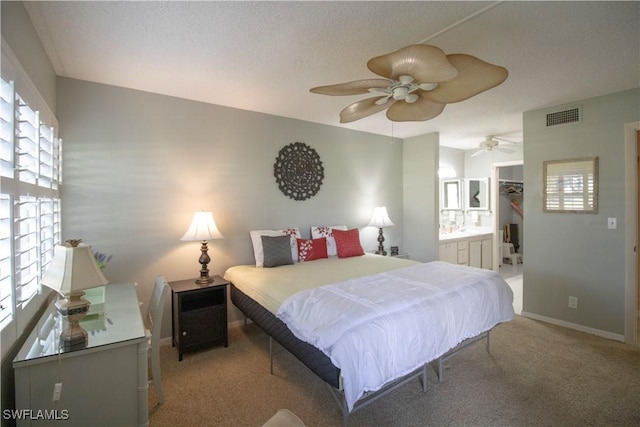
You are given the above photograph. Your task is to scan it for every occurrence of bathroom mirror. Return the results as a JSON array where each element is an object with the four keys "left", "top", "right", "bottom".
[
  {"left": 441, "top": 179, "right": 462, "bottom": 210},
  {"left": 466, "top": 178, "right": 490, "bottom": 210}
]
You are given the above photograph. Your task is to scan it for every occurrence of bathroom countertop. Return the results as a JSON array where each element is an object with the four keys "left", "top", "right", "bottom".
[{"left": 439, "top": 229, "right": 494, "bottom": 242}]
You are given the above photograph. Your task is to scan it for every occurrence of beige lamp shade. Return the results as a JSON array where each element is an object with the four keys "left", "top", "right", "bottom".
[
  {"left": 41, "top": 242, "right": 108, "bottom": 296},
  {"left": 180, "top": 211, "right": 224, "bottom": 241},
  {"left": 368, "top": 206, "right": 395, "bottom": 228},
  {"left": 180, "top": 211, "right": 224, "bottom": 285},
  {"left": 41, "top": 240, "right": 108, "bottom": 351}
]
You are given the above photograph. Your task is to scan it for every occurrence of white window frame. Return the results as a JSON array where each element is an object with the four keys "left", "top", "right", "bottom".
[{"left": 1, "top": 39, "right": 61, "bottom": 331}]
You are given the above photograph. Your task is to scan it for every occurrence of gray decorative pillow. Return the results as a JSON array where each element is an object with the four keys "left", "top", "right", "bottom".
[{"left": 261, "top": 235, "right": 293, "bottom": 268}]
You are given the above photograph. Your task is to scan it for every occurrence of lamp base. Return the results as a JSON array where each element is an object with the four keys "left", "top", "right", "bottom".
[
  {"left": 195, "top": 276, "right": 214, "bottom": 285},
  {"left": 194, "top": 240, "right": 215, "bottom": 285},
  {"left": 60, "top": 327, "right": 89, "bottom": 351},
  {"left": 376, "top": 227, "right": 387, "bottom": 256},
  {"left": 55, "top": 292, "right": 91, "bottom": 351}
]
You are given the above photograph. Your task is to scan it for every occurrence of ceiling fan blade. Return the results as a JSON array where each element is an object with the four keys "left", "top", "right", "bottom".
[
  {"left": 492, "top": 136, "right": 520, "bottom": 145},
  {"left": 470, "top": 149, "right": 485, "bottom": 157},
  {"left": 374, "top": 95, "right": 392, "bottom": 105},
  {"left": 310, "top": 79, "right": 391, "bottom": 96},
  {"left": 493, "top": 146, "right": 516, "bottom": 154},
  {"left": 367, "top": 44, "right": 458, "bottom": 83},
  {"left": 385, "top": 94, "right": 445, "bottom": 122},
  {"left": 339, "top": 96, "right": 395, "bottom": 123},
  {"left": 422, "top": 54, "right": 508, "bottom": 104}
]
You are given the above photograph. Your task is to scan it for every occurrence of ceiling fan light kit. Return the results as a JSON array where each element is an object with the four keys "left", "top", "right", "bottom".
[{"left": 310, "top": 44, "right": 508, "bottom": 123}]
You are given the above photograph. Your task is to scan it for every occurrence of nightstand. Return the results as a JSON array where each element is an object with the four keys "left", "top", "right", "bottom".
[
  {"left": 390, "top": 253, "right": 410, "bottom": 259},
  {"left": 169, "top": 275, "right": 229, "bottom": 361}
]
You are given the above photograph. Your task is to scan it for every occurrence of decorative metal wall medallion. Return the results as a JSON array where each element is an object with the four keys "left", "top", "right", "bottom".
[{"left": 274, "top": 142, "right": 324, "bottom": 201}]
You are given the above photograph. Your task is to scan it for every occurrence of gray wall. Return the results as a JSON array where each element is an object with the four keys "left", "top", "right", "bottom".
[
  {"left": 522, "top": 88, "right": 640, "bottom": 336},
  {"left": 403, "top": 133, "right": 439, "bottom": 262},
  {"left": 56, "top": 77, "right": 406, "bottom": 334},
  {"left": 438, "top": 146, "right": 464, "bottom": 178},
  {"left": 0, "top": 1, "right": 56, "bottom": 113}
]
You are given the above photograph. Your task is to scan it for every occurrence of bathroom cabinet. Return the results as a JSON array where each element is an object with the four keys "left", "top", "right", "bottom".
[{"left": 439, "top": 233, "right": 493, "bottom": 269}]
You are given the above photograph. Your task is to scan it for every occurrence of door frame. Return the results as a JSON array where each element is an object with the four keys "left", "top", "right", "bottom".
[
  {"left": 491, "top": 160, "right": 524, "bottom": 271},
  {"left": 624, "top": 121, "right": 639, "bottom": 345}
]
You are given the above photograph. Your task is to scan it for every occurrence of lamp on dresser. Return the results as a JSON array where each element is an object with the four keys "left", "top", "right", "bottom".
[
  {"left": 369, "top": 206, "right": 394, "bottom": 256},
  {"left": 41, "top": 239, "right": 109, "bottom": 351},
  {"left": 181, "top": 211, "right": 224, "bottom": 285}
]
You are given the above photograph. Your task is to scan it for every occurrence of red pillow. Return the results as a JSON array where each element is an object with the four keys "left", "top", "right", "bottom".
[
  {"left": 332, "top": 228, "right": 365, "bottom": 258},
  {"left": 297, "top": 238, "right": 328, "bottom": 262}
]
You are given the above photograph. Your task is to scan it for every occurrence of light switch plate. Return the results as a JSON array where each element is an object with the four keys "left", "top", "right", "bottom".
[{"left": 607, "top": 217, "right": 617, "bottom": 229}]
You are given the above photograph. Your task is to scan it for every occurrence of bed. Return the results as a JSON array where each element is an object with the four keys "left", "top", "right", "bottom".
[{"left": 224, "top": 250, "right": 515, "bottom": 422}]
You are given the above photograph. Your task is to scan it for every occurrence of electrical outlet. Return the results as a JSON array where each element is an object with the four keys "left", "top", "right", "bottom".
[
  {"left": 568, "top": 296, "right": 578, "bottom": 309},
  {"left": 52, "top": 382, "right": 62, "bottom": 401}
]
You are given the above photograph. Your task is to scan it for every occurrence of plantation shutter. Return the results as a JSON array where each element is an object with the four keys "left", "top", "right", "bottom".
[
  {"left": 545, "top": 160, "right": 596, "bottom": 212},
  {"left": 0, "top": 77, "right": 14, "bottom": 327},
  {"left": 0, "top": 41, "right": 63, "bottom": 329}
]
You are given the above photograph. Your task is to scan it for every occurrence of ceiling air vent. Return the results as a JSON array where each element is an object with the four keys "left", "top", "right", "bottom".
[{"left": 546, "top": 107, "right": 581, "bottom": 127}]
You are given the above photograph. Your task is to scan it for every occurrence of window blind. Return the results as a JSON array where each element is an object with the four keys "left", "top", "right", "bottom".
[
  {"left": 0, "top": 194, "right": 12, "bottom": 328},
  {"left": 0, "top": 78, "right": 13, "bottom": 179},
  {"left": 544, "top": 160, "right": 596, "bottom": 212},
  {"left": 0, "top": 76, "right": 14, "bottom": 327},
  {"left": 17, "top": 98, "right": 39, "bottom": 185},
  {"left": 0, "top": 61, "right": 62, "bottom": 330}
]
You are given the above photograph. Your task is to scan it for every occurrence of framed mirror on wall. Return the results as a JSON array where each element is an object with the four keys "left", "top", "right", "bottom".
[
  {"left": 466, "top": 178, "right": 490, "bottom": 210},
  {"left": 543, "top": 157, "right": 598, "bottom": 213},
  {"left": 441, "top": 179, "right": 462, "bottom": 210}
]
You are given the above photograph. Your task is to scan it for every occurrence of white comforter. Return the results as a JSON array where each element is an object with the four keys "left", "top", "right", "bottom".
[{"left": 276, "top": 261, "right": 514, "bottom": 411}]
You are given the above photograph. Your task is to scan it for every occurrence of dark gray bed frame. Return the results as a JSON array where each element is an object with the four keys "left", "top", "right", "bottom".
[{"left": 230, "top": 283, "right": 491, "bottom": 426}]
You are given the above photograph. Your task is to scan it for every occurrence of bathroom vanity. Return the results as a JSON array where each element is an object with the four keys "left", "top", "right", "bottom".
[{"left": 438, "top": 231, "right": 493, "bottom": 269}]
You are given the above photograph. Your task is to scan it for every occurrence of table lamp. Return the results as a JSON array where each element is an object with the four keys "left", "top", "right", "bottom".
[
  {"left": 368, "top": 206, "right": 395, "bottom": 256},
  {"left": 180, "top": 211, "right": 224, "bottom": 284},
  {"left": 41, "top": 239, "right": 109, "bottom": 351}
]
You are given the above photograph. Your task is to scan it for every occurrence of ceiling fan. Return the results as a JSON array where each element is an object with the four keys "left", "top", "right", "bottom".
[
  {"left": 470, "top": 136, "right": 519, "bottom": 157},
  {"left": 310, "top": 44, "right": 508, "bottom": 123}
]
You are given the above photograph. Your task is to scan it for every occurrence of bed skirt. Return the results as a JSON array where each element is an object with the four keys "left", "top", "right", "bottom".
[{"left": 230, "top": 283, "right": 341, "bottom": 389}]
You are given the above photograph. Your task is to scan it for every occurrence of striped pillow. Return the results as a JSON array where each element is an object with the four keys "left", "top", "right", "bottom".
[{"left": 261, "top": 235, "right": 294, "bottom": 268}]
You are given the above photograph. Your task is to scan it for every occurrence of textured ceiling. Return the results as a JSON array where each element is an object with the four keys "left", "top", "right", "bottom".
[{"left": 24, "top": 1, "right": 640, "bottom": 150}]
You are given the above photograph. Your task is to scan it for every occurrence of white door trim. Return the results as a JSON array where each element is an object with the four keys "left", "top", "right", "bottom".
[
  {"left": 491, "top": 160, "right": 524, "bottom": 271},
  {"left": 624, "top": 121, "right": 639, "bottom": 345}
]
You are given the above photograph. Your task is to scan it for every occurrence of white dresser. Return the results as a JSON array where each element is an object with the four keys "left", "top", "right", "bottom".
[{"left": 13, "top": 283, "right": 148, "bottom": 427}]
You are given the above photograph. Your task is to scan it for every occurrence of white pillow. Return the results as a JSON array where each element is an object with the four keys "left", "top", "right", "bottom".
[
  {"left": 310, "top": 225, "right": 347, "bottom": 257},
  {"left": 250, "top": 228, "right": 301, "bottom": 267}
]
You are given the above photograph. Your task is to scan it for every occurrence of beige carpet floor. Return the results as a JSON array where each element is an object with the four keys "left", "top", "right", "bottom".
[{"left": 149, "top": 316, "right": 640, "bottom": 427}]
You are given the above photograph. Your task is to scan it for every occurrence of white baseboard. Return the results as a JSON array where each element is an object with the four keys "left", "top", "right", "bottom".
[{"left": 520, "top": 311, "right": 625, "bottom": 342}]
